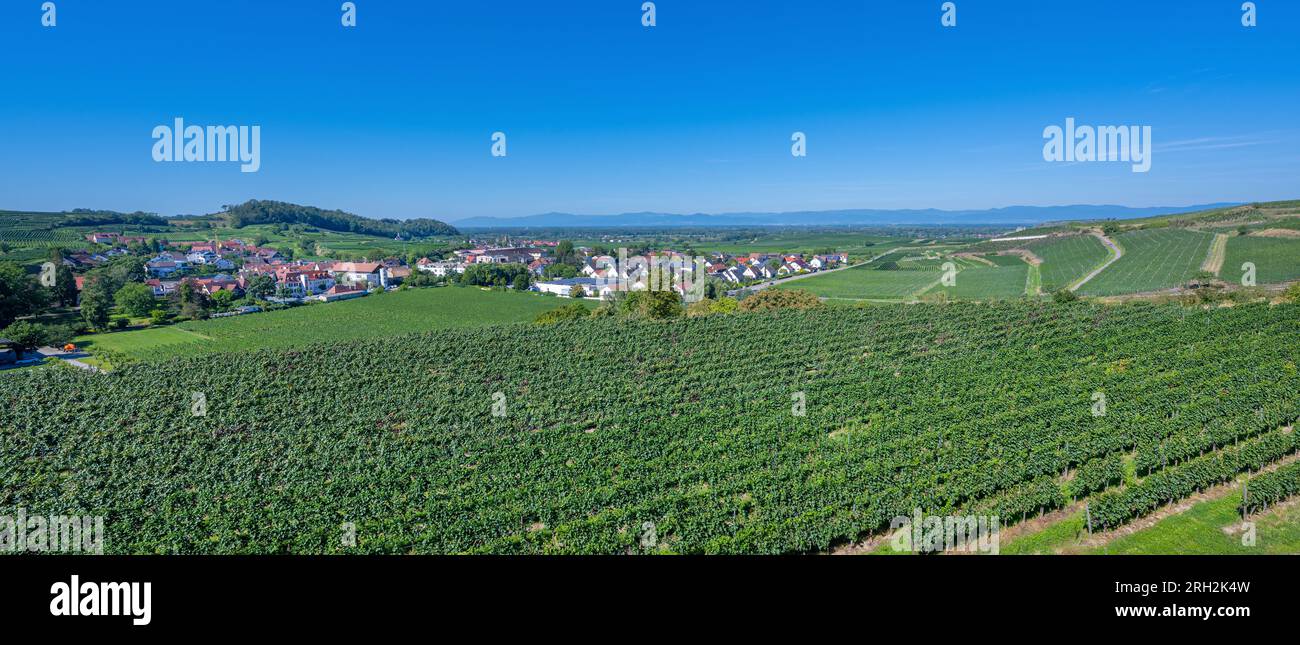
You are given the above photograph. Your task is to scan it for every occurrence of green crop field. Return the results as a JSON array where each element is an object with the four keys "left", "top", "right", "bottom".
[
  {"left": 775, "top": 265, "right": 940, "bottom": 300},
  {"left": 924, "top": 263, "right": 1030, "bottom": 300},
  {"left": 1078, "top": 229, "right": 1214, "bottom": 296},
  {"left": 74, "top": 287, "right": 588, "bottom": 363},
  {"left": 5, "top": 301, "right": 1298, "bottom": 554},
  {"left": 1223, "top": 235, "right": 1300, "bottom": 286},
  {"left": 1032, "top": 235, "right": 1110, "bottom": 292}
]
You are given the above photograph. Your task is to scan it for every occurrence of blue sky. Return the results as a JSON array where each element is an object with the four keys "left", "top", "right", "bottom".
[{"left": 1, "top": 0, "right": 1297, "bottom": 221}]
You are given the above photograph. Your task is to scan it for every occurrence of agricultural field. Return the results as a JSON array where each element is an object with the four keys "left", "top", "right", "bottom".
[
  {"left": 1002, "top": 477, "right": 1300, "bottom": 555},
  {"left": 1031, "top": 234, "right": 1111, "bottom": 292},
  {"left": 775, "top": 264, "right": 940, "bottom": 300},
  {"left": 5, "top": 301, "right": 1298, "bottom": 554},
  {"left": 74, "top": 287, "right": 587, "bottom": 363},
  {"left": 1077, "top": 229, "right": 1214, "bottom": 296},
  {"left": 923, "top": 262, "right": 1030, "bottom": 300},
  {"left": 1223, "top": 235, "right": 1300, "bottom": 286}
]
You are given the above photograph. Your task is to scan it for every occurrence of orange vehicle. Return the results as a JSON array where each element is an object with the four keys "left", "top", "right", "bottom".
[{"left": 62, "top": 343, "right": 76, "bottom": 352}]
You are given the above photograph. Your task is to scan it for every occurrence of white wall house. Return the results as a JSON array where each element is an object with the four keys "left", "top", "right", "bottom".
[{"left": 535, "top": 277, "right": 601, "bottom": 298}]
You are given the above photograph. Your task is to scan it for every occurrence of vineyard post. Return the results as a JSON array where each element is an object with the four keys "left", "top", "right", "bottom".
[
  {"left": 1242, "top": 477, "right": 1249, "bottom": 520},
  {"left": 1085, "top": 501, "right": 1092, "bottom": 536}
]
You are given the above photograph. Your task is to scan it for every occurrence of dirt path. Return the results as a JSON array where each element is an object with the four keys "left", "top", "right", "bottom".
[
  {"left": 1202, "top": 233, "right": 1228, "bottom": 275},
  {"left": 37, "top": 347, "right": 102, "bottom": 373},
  {"left": 1068, "top": 232, "right": 1122, "bottom": 292}
]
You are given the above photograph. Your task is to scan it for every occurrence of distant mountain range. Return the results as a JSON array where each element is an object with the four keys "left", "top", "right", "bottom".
[{"left": 451, "top": 204, "right": 1240, "bottom": 228}]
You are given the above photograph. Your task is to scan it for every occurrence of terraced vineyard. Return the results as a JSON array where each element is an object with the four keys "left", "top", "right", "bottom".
[
  {"left": 1032, "top": 234, "right": 1110, "bottom": 292},
  {"left": 4, "top": 301, "right": 1298, "bottom": 554},
  {"left": 1223, "top": 235, "right": 1300, "bottom": 286},
  {"left": 1077, "top": 229, "right": 1214, "bottom": 296},
  {"left": 923, "top": 263, "right": 1029, "bottom": 300}
]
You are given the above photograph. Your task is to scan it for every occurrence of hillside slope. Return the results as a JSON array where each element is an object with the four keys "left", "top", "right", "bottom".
[{"left": 5, "top": 301, "right": 1298, "bottom": 554}]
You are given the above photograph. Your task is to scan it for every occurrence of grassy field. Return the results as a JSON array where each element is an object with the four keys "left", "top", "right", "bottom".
[
  {"left": 1001, "top": 485, "right": 1300, "bottom": 555},
  {"left": 1223, "top": 235, "right": 1300, "bottom": 286},
  {"left": 1078, "top": 229, "right": 1214, "bottom": 296},
  {"left": 75, "top": 287, "right": 587, "bottom": 363},
  {"left": 776, "top": 265, "right": 940, "bottom": 300},
  {"left": 1033, "top": 235, "right": 1110, "bottom": 292}
]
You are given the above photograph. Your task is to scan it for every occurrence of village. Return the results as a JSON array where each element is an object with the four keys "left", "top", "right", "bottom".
[{"left": 56, "top": 232, "right": 852, "bottom": 312}]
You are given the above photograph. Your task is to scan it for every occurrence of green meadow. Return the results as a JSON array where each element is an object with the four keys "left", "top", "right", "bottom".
[{"left": 75, "top": 287, "right": 588, "bottom": 363}]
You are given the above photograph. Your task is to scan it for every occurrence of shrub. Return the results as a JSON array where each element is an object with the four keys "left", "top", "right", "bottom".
[{"left": 534, "top": 303, "right": 591, "bottom": 325}]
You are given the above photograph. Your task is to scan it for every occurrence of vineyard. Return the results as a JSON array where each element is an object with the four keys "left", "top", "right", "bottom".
[
  {"left": 923, "top": 262, "right": 1030, "bottom": 300},
  {"left": 1077, "top": 229, "right": 1215, "bottom": 296},
  {"left": 1031, "top": 234, "right": 1111, "bottom": 292},
  {"left": 775, "top": 263, "right": 940, "bottom": 300},
  {"left": 1223, "top": 235, "right": 1300, "bottom": 285},
  {"left": 3, "top": 300, "right": 1298, "bottom": 554}
]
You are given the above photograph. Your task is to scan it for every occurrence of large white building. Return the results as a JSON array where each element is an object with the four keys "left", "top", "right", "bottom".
[{"left": 534, "top": 277, "right": 606, "bottom": 298}]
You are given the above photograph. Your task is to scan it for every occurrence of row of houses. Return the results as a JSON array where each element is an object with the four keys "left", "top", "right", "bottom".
[
  {"left": 417, "top": 247, "right": 558, "bottom": 278},
  {"left": 536, "top": 250, "right": 850, "bottom": 299}
]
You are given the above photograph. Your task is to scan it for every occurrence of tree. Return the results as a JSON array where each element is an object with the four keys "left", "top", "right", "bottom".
[
  {"left": 556, "top": 240, "right": 574, "bottom": 264},
  {"left": 460, "top": 263, "right": 529, "bottom": 288},
  {"left": 703, "top": 277, "right": 725, "bottom": 300},
  {"left": 245, "top": 274, "right": 276, "bottom": 300},
  {"left": 737, "top": 289, "right": 822, "bottom": 312},
  {"left": 0, "top": 320, "right": 49, "bottom": 354},
  {"left": 1053, "top": 289, "right": 1079, "bottom": 303},
  {"left": 512, "top": 273, "right": 531, "bottom": 291},
  {"left": 53, "top": 264, "right": 77, "bottom": 307},
  {"left": 79, "top": 275, "right": 113, "bottom": 331},
  {"left": 103, "top": 256, "right": 147, "bottom": 291},
  {"left": 543, "top": 263, "right": 578, "bottom": 279},
  {"left": 210, "top": 289, "right": 236, "bottom": 310},
  {"left": 114, "top": 282, "right": 156, "bottom": 317},
  {"left": 0, "top": 262, "right": 47, "bottom": 328},
  {"left": 618, "top": 290, "right": 683, "bottom": 319},
  {"left": 686, "top": 296, "right": 739, "bottom": 317},
  {"left": 176, "top": 281, "right": 210, "bottom": 320},
  {"left": 569, "top": 285, "right": 587, "bottom": 299}
]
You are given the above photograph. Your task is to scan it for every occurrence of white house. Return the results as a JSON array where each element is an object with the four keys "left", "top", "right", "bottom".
[
  {"left": 535, "top": 277, "right": 601, "bottom": 298},
  {"left": 416, "top": 260, "right": 467, "bottom": 277},
  {"left": 332, "top": 262, "right": 383, "bottom": 287}
]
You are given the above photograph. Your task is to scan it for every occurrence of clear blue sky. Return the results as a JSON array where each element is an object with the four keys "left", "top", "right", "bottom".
[{"left": 1, "top": 1, "right": 1297, "bottom": 221}]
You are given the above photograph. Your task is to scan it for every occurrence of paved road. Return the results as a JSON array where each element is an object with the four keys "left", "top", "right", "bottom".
[
  {"left": 726, "top": 261, "right": 865, "bottom": 296},
  {"left": 37, "top": 346, "right": 102, "bottom": 372},
  {"left": 1069, "top": 233, "right": 1122, "bottom": 292}
]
